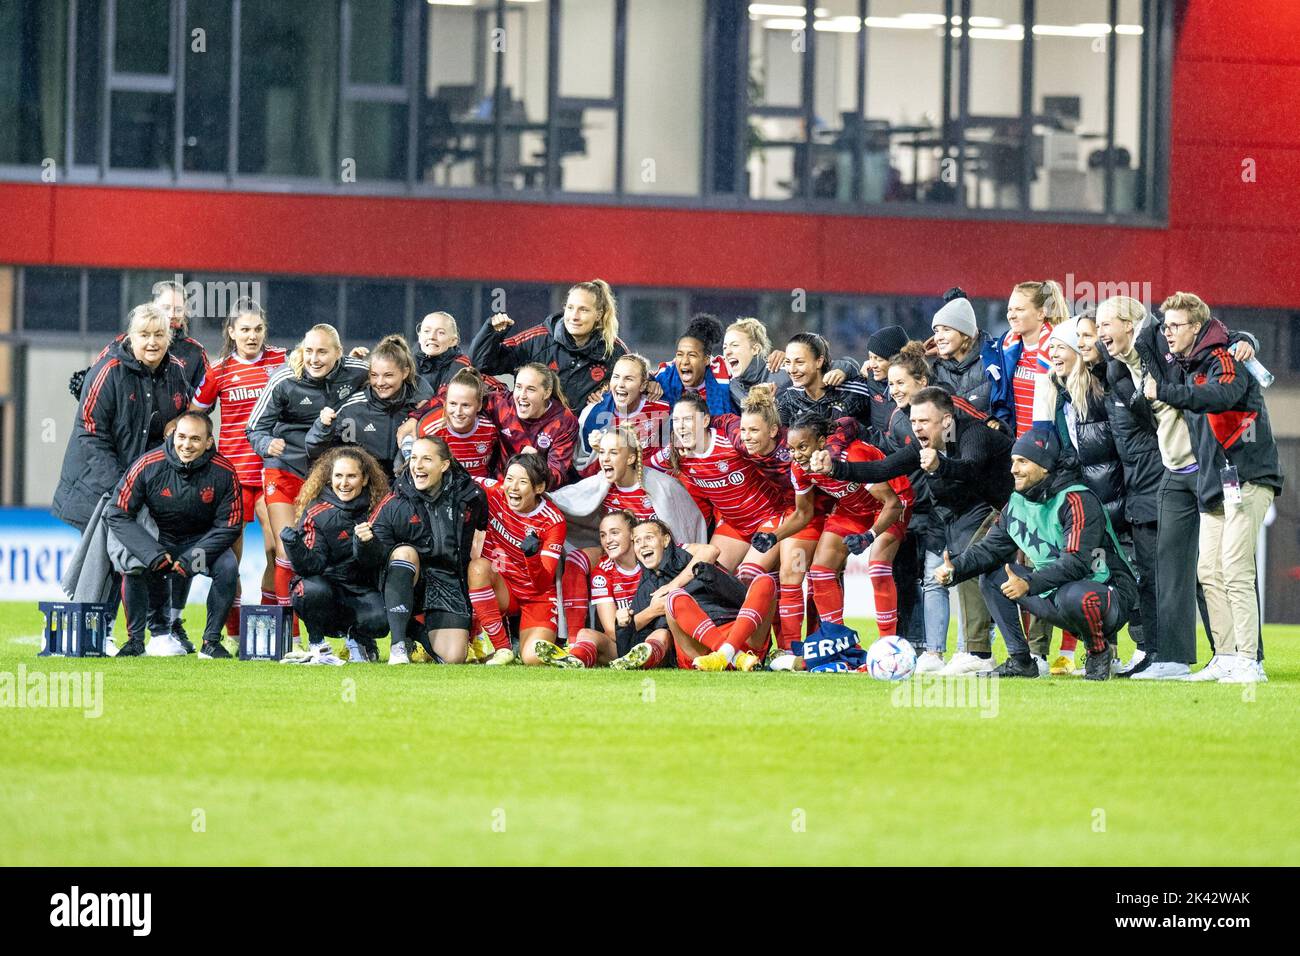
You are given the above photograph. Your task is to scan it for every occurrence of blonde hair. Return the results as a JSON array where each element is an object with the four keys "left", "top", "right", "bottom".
[
  {"left": 569, "top": 279, "right": 619, "bottom": 358},
  {"left": 517, "top": 361, "right": 570, "bottom": 410},
  {"left": 888, "top": 340, "right": 931, "bottom": 384},
  {"left": 596, "top": 422, "right": 645, "bottom": 485},
  {"left": 125, "top": 304, "right": 174, "bottom": 347},
  {"left": 420, "top": 311, "right": 460, "bottom": 346},
  {"left": 1160, "top": 291, "right": 1211, "bottom": 326},
  {"left": 1014, "top": 279, "right": 1070, "bottom": 326},
  {"left": 740, "top": 381, "right": 780, "bottom": 430},
  {"left": 1050, "top": 321, "right": 1104, "bottom": 420},
  {"left": 447, "top": 366, "right": 487, "bottom": 405},
  {"left": 1096, "top": 295, "right": 1147, "bottom": 330},
  {"left": 613, "top": 352, "right": 652, "bottom": 385},
  {"left": 288, "top": 324, "right": 343, "bottom": 378},
  {"left": 370, "top": 334, "right": 417, "bottom": 386},
  {"left": 727, "top": 317, "right": 772, "bottom": 358}
]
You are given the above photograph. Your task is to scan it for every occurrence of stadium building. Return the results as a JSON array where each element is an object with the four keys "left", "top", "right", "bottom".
[{"left": 0, "top": 0, "right": 1295, "bottom": 617}]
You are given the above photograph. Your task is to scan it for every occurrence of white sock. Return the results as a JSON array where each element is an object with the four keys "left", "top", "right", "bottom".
[{"left": 718, "top": 642, "right": 737, "bottom": 662}]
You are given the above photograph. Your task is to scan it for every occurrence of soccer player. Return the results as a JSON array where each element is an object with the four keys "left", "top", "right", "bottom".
[
  {"left": 655, "top": 314, "right": 734, "bottom": 415},
  {"left": 104, "top": 412, "right": 243, "bottom": 658},
  {"left": 280, "top": 447, "right": 390, "bottom": 665},
  {"left": 306, "top": 334, "right": 433, "bottom": 475},
  {"left": 190, "top": 298, "right": 286, "bottom": 638},
  {"left": 406, "top": 367, "right": 500, "bottom": 478},
  {"left": 576, "top": 353, "right": 671, "bottom": 476},
  {"left": 484, "top": 362, "right": 579, "bottom": 490},
  {"left": 355, "top": 436, "right": 488, "bottom": 665},
  {"left": 471, "top": 279, "right": 627, "bottom": 408},
  {"left": 773, "top": 413, "right": 910, "bottom": 637},
  {"left": 648, "top": 392, "right": 788, "bottom": 576},
  {"left": 467, "top": 453, "right": 568, "bottom": 666},
  {"left": 775, "top": 332, "right": 875, "bottom": 436},
  {"left": 246, "top": 324, "right": 369, "bottom": 645},
  {"left": 934, "top": 428, "right": 1138, "bottom": 681},
  {"left": 722, "top": 316, "right": 856, "bottom": 405},
  {"left": 414, "top": 311, "right": 475, "bottom": 395},
  {"left": 611, "top": 519, "right": 774, "bottom": 672}
]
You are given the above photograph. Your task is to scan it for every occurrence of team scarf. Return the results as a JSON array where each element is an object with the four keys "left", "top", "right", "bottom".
[{"left": 794, "top": 621, "right": 868, "bottom": 673}]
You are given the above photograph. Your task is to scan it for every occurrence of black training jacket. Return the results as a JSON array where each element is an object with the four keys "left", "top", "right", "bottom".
[
  {"left": 1052, "top": 376, "right": 1128, "bottom": 533},
  {"left": 470, "top": 312, "right": 627, "bottom": 408},
  {"left": 416, "top": 347, "right": 475, "bottom": 396},
  {"left": 281, "top": 488, "right": 377, "bottom": 589},
  {"left": 246, "top": 357, "right": 370, "bottom": 479},
  {"left": 617, "top": 545, "right": 748, "bottom": 653},
  {"left": 52, "top": 340, "right": 193, "bottom": 530},
  {"left": 105, "top": 440, "right": 242, "bottom": 573},
  {"left": 1103, "top": 358, "right": 1163, "bottom": 526},
  {"left": 305, "top": 378, "right": 434, "bottom": 475}
]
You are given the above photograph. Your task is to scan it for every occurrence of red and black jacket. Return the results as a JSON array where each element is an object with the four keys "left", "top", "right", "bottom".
[
  {"left": 1154, "top": 318, "right": 1283, "bottom": 501},
  {"left": 470, "top": 312, "right": 628, "bottom": 408},
  {"left": 484, "top": 389, "right": 579, "bottom": 490},
  {"left": 105, "top": 440, "right": 243, "bottom": 573},
  {"left": 52, "top": 340, "right": 193, "bottom": 530},
  {"left": 281, "top": 488, "right": 376, "bottom": 588}
]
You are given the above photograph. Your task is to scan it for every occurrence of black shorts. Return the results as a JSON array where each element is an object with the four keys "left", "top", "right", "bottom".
[{"left": 420, "top": 610, "right": 473, "bottom": 632}]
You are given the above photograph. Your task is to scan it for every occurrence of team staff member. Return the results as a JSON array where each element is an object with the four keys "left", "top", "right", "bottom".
[
  {"left": 356, "top": 436, "right": 488, "bottom": 665},
  {"left": 928, "top": 288, "right": 996, "bottom": 415},
  {"left": 471, "top": 280, "right": 626, "bottom": 408},
  {"left": 1144, "top": 292, "right": 1281, "bottom": 685},
  {"left": 935, "top": 429, "right": 1138, "bottom": 681},
  {"left": 191, "top": 298, "right": 286, "bottom": 639},
  {"left": 407, "top": 368, "right": 500, "bottom": 478},
  {"left": 280, "top": 447, "right": 390, "bottom": 666},
  {"left": 306, "top": 334, "right": 433, "bottom": 475},
  {"left": 246, "top": 324, "right": 369, "bottom": 645},
  {"left": 467, "top": 453, "right": 568, "bottom": 667},
  {"left": 104, "top": 412, "right": 243, "bottom": 659},
  {"left": 484, "top": 363, "right": 579, "bottom": 490}
]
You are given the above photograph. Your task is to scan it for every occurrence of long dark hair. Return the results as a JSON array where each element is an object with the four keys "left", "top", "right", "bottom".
[{"left": 218, "top": 297, "right": 268, "bottom": 362}]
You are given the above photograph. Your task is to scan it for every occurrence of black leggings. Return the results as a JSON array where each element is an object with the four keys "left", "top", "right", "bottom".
[
  {"left": 290, "top": 576, "right": 387, "bottom": 642},
  {"left": 983, "top": 563, "right": 1130, "bottom": 656},
  {"left": 122, "top": 549, "right": 239, "bottom": 645}
]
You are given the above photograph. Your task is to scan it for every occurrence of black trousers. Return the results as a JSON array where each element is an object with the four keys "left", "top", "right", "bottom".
[
  {"left": 123, "top": 548, "right": 238, "bottom": 645},
  {"left": 892, "top": 529, "right": 923, "bottom": 646},
  {"left": 291, "top": 576, "right": 387, "bottom": 642},
  {"left": 1155, "top": 469, "right": 1200, "bottom": 664},
  {"left": 1127, "top": 520, "right": 1157, "bottom": 656},
  {"left": 982, "top": 564, "right": 1130, "bottom": 657}
]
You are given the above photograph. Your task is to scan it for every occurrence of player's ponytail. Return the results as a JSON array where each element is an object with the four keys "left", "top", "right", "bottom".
[
  {"left": 740, "top": 381, "right": 780, "bottom": 430},
  {"left": 447, "top": 366, "right": 487, "bottom": 405},
  {"left": 613, "top": 421, "right": 644, "bottom": 485},
  {"left": 371, "top": 334, "right": 418, "bottom": 389},
  {"left": 569, "top": 279, "right": 620, "bottom": 359},
  {"left": 889, "top": 340, "right": 931, "bottom": 385}
]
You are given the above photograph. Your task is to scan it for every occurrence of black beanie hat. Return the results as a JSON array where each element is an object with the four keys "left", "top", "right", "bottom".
[
  {"left": 867, "top": 325, "right": 909, "bottom": 360},
  {"left": 1011, "top": 427, "right": 1061, "bottom": 472}
]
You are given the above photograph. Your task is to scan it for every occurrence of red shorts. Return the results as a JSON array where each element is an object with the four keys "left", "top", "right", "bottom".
[
  {"left": 263, "top": 468, "right": 305, "bottom": 507},
  {"left": 713, "top": 516, "right": 781, "bottom": 545},
  {"left": 676, "top": 620, "right": 773, "bottom": 668},
  {"left": 505, "top": 590, "right": 559, "bottom": 635},
  {"left": 758, "top": 511, "right": 825, "bottom": 544},
  {"left": 823, "top": 508, "right": 910, "bottom": 543},
  {"left": 239, "top": 485, "right": 264, "bottom": 524}
]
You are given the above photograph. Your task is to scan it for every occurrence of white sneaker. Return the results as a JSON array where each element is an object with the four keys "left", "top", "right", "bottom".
[
  {"left": 101, "top": 632, "right": 119, "bottom": 658},
  {"left": 344, "top": 638, "right": 371, "bottom": 663},
  {"left": 938, "top": 652, "right": 995, "bottom": 676},
  {"left": 1218, "top": 657, "right": 1260, "bottom": 684},
  {"left": 915, "top": 652, "right": 946, "bottom": 674},
  {"left": 1183, "top": 655, "right": 1227, "bottom": 682},
  {"left": 308, "top": 642, "right": 345, "bottom": 666},
  {"left": 485, "top": 647, "right": 516, "bottom": 667},
  {"left": 1031, "top": 654, "right": 1049, "bottom": 677},
  {"left": 1255, "top": 661, "right": 1268, "bottom": 683},
  {"left": 1117, "top": 648, "right": 1147, "bottom": 674},
  {"left": 768, "top": 651, "right": 798, "bottom": 672},
  {"left": 1129, "top": 660, "right": 1191, "bottom": 680},
  {"left": 144, "top": 633, "right": 187, "bottom": 657},
  {"left": 388, "top": 641, "right": 410, "bottom": 665}
]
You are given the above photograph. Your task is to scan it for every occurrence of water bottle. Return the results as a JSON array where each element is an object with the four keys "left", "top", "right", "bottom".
[
  {"left": 267, "top": 617, "right": 279, "bottom": 658},
  {"left": 255, "top": 617, "right": 268, "bottom": 657},
  {"left": 1244, "top": 357, "right": 1274, "bottom": 389}
]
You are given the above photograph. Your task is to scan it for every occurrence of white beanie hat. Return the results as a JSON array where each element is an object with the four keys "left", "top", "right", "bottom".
[
  {"left": 1047, "top": 317, "right": 1081, "bottom": 354},
  {"left": 932, "top": 297, "right": 978, "bottom": 338}
]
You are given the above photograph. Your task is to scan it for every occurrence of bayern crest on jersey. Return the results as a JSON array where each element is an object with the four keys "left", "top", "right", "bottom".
[
  {"left": 537, "top": 433, "right": 553, "bottom": 450},
  {"left": 717, "top": 460, "right": 729, "bottom": 473},
  {"left": 476, "top": 442, "right": 488, "bottom": 454},
  {"left": 592, "top": 575, "right": 607, "bottom": 588},
  {"left": 337, "top": 386, "right": 352, "bottom": 399}
]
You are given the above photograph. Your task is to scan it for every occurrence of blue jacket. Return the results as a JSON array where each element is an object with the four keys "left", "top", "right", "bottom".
[
  {"left": 655, "top": 363, "right": 736, "bottom": 417},
  {"left": 983, "top": 326, "right": 1051, "bottom": 433}
]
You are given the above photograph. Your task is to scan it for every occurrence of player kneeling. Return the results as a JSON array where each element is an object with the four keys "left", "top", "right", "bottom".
[
  {"left": 279, "top": 447, "right": 390, "bottom": 664},
  {"left": 611, "top": 519, "right": 772, "bottom": 672},
  {"left": 356, "top": 436, "right": 488, "bottom": 664}
]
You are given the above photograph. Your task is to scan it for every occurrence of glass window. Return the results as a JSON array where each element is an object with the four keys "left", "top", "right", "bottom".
[
  {"left": 348, "top": 0, "right": 404, "bottom": 86},
  {"left": 113, "top": 0, "right": 170, "bottom": 75},
  {"left": 0, "top": 0, "right": 67, "bottom": 167},
  {"left": 758, "top": 293, "right": 825, "bottom": 356},
  {"left": 73, "top": 0, "right": 102, "bottom": 166},
  {"left": 495, "top": 0, "right": 550, "bottom": 191},
  {"left": 413, "top": 284, "right": 476, "bottom": 341},
  {"left": 182, "top": 0, "right": 232, "bottom": 173},
  {"left": 346, "top": 100, "right": 408, "bottom": 182},
  {"left": 624, "top": 0, "right": 703, "bottom": 196},
  {"left": 266, "top": 277, "right": 339, "bottom": 342},
  {"left": 687, "top": 293, "right": 761, "bottom": 330},
  {"left": 22, "top": 268, "right": 80, "bottom": 333},
  {"left": 342, "top": 0, "right": 407, "bottom": 181},
  {"left": 345, "top": 280, "right": 407, "bottom": 345},
  {"left": 619, "top": 294, "right": 685, "bottom": 355},
  {"left": 418, "top": 0, "right": 491, "bottom": 187},
  {"left": 238, "top": 3, "right": 338, "bottom": 178},
  {"left": 109, "top": 90, "right": 173, "bottom": 169},
  {"left": 963, "top": 0, "right": 1026, "bottom": 211},
  {"left": 86, "top": 270, "right": 124, "bottom": 333},
  {"left": 1112, "top": 0, "right": 1145, "bottom": 214},
  {"left": 474, "top": 284, "right": 552, "bottom": 335},
  {"left": 554, "top": 0, "right": 614, "bottom": 193}
]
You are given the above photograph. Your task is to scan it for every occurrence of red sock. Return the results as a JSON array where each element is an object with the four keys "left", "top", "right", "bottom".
[
  {"left": 778, "top": 583, "right": 805, "bottom": 650},
  {"left": 1059, "top": 631, "right": 1079, "bottom": 654},
  {"left": 736, "top": 562, "right": 766, "bottom": 584},
  {"left": 644, "top": 634, "right": 667, "bottom": 669},
  {"left": 727, "top": 576, "right": 776, "bottom": 650},
  {"left": 561, "top": 553, "right": 590, "bottom": 641},
  {"left": 226, "top": 596, "right": 241, "bottom": 638},
  {"left": 470, "top": 587, "right": 508, "bottom": 650},
  {"left": 868, "top": 561, "right": 898, "bottom": 636},
  {"left": 805, "top": 590, "right": 823, "bottom": 634},
  {"left": 808, "top": 565, "right": 844, "bottom": 625},
  {"left": 568, "top": 638, "right": 597, "bottom": 668},
  {"left": 668, "top": 589, "right": 725, "bottom": 651},
  {"left": 274, "top": 559, "right": 299, "bottom": 637}
]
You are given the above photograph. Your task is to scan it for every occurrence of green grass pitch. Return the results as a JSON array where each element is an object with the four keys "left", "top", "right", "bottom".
[{"left": 0, "top": 602, "right": 1296, "bottom": 866}]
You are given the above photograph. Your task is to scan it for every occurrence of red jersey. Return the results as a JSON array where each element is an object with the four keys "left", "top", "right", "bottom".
[
  {"left": 649, "top": 428, "right": 784, "bottom": 537},
  {"left": 192, "top": 347, "right": 287, "bottom": 488},
  {"left": 415, "top": 401, "right": 497, "bottom": 478},
  {"left": 577, "top": 396, "right": 672, "bottom": 477},
  {"left": 589, "top": 555, "right": 642, "bottom": 607},
  {"left": 791, "top": 440, "right": 914, "bottom": 519},
  {"left": 478, "top": 478, "right": 566, "bottom": 600},
  {"left": 485, "top": 390, "right": 578, "bottom": 490},
  {"left": 1011, "top": 324, "right": 1052, "bottom": 438},
  {"left": 603, "top": 482, "right": 657, "bottom": 521}
]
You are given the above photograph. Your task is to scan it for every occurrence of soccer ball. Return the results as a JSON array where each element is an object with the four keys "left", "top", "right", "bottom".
[{"left": 864, "top": 637, "right": 917, "bottom": 681}]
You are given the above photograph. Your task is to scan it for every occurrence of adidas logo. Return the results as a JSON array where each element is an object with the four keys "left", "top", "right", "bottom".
[
  {"left": 388, "top": 605, "right": 409, "bottom": 614},
  {"left": 161, "top": 488, "right": 173, "bottom": 497},
  {"left": 408, "top": 515, "right": 421, "bottom": 524},
  {"left": 363, "top": 423, "right": 376, "bottom": 432},
  {"left": 299, "top": 397, "right": 313, "bottom": 405},
  {"left": 337, "top": 530, "right": 349, "bottom": 540}
]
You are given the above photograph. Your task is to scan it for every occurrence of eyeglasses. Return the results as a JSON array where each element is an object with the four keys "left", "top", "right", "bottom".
[{"left": 1163, "top": 321, "right": 1193, "bottom": 331}]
